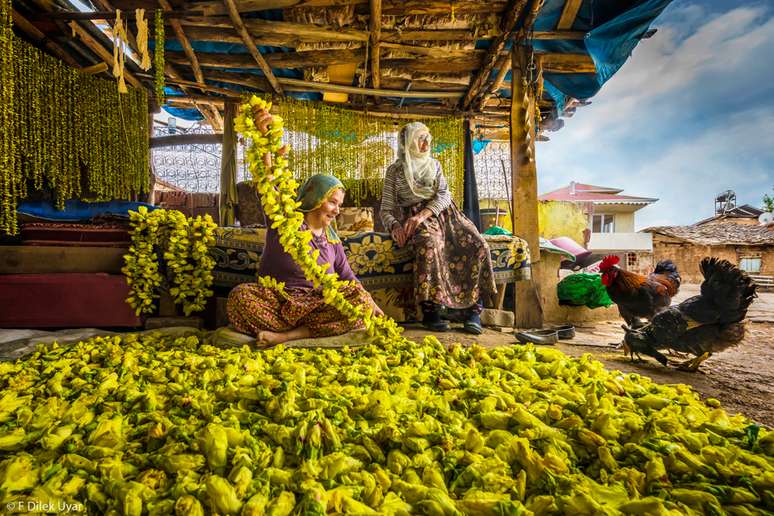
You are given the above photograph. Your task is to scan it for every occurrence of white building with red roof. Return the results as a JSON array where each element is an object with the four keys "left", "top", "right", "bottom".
[{"left": 539, "top": 181, "right": 658, "bottom": 266}]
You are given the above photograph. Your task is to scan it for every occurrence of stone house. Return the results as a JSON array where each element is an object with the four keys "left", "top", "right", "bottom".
[{"left": 641, "top": 224, "right": 774, "bottom": 284}]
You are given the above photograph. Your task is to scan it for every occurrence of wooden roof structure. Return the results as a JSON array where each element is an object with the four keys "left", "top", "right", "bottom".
[{"left": 10, "top": 0, "right": 671, "bottom": 137}]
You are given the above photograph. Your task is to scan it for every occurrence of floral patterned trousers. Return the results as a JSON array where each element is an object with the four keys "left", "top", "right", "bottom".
[
  {"left": 227, "top": 282, "right": 371, "bottom": 338},
  {"left": 410, "top": 202, "right": 497, "bottom": 311}
]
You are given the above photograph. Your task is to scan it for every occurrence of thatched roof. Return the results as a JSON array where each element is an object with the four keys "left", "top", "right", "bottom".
[
  {"left": 643, "top": 225, "right": 774, "bottom": 247},
  {"left": 10, "top": 0, "right": 673, "bottom": 137}
]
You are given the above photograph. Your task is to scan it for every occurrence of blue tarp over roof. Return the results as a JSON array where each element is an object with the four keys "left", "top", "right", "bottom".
[{"left": 161, "top": 0, "right": 671, "bottom": 121}]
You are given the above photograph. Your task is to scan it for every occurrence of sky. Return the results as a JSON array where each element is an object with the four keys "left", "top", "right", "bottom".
[{"left": 536, "top": 0, "right": 774, "bottom": 229}]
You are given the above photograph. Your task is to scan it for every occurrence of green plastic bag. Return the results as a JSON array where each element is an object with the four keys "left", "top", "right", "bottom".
[
  {"left": 557, "top": 273, "right": 613, "bottom": 309},
  {"left": 483, "top": 225, "right": 513, "bottom": 236}
]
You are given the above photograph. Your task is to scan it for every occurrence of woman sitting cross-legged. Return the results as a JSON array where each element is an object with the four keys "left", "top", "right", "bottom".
[
  {"left": 227, "top": 172, "right": 384, "bottom": 346},
  {"left": 380, "top": 121, "right": 496, "bottom": 334}
]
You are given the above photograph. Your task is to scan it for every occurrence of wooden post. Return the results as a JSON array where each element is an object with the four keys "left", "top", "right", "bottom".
[{"left": 510, "top": 42, "right": 543, "bottom": 329}]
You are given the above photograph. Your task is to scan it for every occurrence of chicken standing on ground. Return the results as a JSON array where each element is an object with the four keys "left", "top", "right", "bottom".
[
  {"left": 623, "top": 257, "right": 757, "bottom": 372},
  {"left": 599, "top": 255, "right": 681, "bottom": 358},
  {"left": 599, "top": 255, "right": 681, "bottom": 328}
]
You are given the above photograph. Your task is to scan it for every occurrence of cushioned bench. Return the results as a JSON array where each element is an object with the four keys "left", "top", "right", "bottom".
[{"left": 211, "top": 227, "right": 531, "bottom": 321}]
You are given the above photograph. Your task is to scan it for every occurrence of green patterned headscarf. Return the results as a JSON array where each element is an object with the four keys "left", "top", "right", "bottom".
[{"left": 296, "top": 174, "right": 345, "bottom": 243}]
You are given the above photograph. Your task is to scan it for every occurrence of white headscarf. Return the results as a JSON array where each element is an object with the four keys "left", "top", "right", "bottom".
[{"left": 399, "top": 122, "right": 437, "bottom": 200}]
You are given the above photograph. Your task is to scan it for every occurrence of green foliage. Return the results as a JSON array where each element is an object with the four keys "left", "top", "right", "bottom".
[{"left": 762, "top": 189, "right": 774, "bottom": 212}]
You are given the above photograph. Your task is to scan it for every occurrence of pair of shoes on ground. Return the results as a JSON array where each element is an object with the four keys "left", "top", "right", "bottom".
[
  {"left": 514, "top": 324, "right": 575, "bottom": 345},
  {"left": 422, "top": 306, "right": 482, "bottom": 335}
]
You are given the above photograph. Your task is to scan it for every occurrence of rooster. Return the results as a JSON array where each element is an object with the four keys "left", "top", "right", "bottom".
[
  {"left": 623, "top": 257, "right": 757, "bottom": 371},
  {"left": 599, "top": 255, "right": 681, "bottom": 329}
]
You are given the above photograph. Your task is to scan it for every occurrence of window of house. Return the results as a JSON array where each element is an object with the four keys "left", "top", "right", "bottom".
[
  {"left": 739, "top": 257, "right": 761, "bottom": 274},
  {"left": 592, "top": 214, "right": 615, "bottom": 233},
  {"left": 627, "top": 252, "right": 638, "bottom": 268}
]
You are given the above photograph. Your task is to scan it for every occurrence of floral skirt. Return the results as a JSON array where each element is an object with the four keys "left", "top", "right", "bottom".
[
  {"left": 226, "top": 282, "right": 371, "bottom": 338},
  {"left": 409, "top": 202, "right": 496, "bottom": 310}
]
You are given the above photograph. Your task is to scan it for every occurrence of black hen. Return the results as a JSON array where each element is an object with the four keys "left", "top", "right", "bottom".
[{"left": 623, "top": 257, "right": 757, "bottom": 371}]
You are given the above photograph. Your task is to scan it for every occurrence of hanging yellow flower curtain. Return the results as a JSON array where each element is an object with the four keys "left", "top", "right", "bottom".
[
  {"left": 271, "top": 97, "right": 465, "bottom": 208},
  {"left": 0, "top": 35, "right": 149, "bottom": 234}
]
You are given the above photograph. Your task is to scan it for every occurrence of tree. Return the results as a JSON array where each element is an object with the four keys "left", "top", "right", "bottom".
[{"left": 764, "top": 189, "right": 774, "bottom": 213}]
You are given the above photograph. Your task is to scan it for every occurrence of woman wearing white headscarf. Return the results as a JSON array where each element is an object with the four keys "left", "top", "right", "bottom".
[{"left": 380, "top": 122, "right": 496, "bottom": 334}]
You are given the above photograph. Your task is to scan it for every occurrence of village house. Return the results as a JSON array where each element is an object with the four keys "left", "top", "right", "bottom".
[
  {"left": 539, "top": 181, "right": 657, "bottom": 272},
  {"left": 642, "top": 224, "right": 774, "bottom": 286}
]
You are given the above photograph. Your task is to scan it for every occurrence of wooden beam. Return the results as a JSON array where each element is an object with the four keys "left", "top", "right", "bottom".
[
  {"left": 11, "top": 9, "right": 81, "bottom": 68},
  {"left": 532, "top": 30, "right": 585, "bottom": 40},
  {"left": 510, "top": 42, "right": 542, "bottom": 328},
  {"left": 167, "top": 48, "right": 365, "bottom": 70},
  {"left": 540, "top": 53, "right": 595, "bottom": 73},
  {"left": 222, "top": 0, "right": 283, "bottom": 94},
  {"left": 382, "top": 29, "right": 477, "bottom": 43},
  {"left": 369, "top": 0, "right": 382, "bottom": 90},
  {"left": 29, "top": 9, "right": 199, "bottom": 20},
  {"left": 186, "top": 0, "right": 506, "bottom": 17},
  {"left": 383, "top": 56, "right": 482, "bottom": 74},
  {"left": 82, "top": 62, "right": 110, "bottom": 74},
  {"left": 380, "top": 0, "right": 507, "bottom": 16},
  {"left": 461, "top": 0, "right": 529, "bottom": 110},
  {"left": 159, "top": 0, "right": 222, "bottom": 130},
  {"left": 277, "top": 77, "right": 464, "bottom": 98},
  {"left": 557, "top": 0, "right": 582, "bottom": 30},
  {"left": 68, "top": 21, "right": 143, "bottom": 88},
  {"left": 151, "top": 133, "right": 223, "bottom": 147},
  {"left": 380, "top": 42, "right": 475, "bottom": 59},
  {"left": 179, "top": 16, "right": 369, "bottom": 42},
  {"left": 186, "top": 0, "right": 364, "bottom": 17}
]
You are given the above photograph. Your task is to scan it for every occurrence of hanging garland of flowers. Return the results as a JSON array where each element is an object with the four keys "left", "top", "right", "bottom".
[
  {"left": 153, "top": 9, "right": 165, "bottom": 103},
  {"left": 0, "top": 35, "right": 149, "bottom": 234},
  {"left": 272, "top": 97, "right": 464, "bottom": 208},
  {"left": 236, "top": 96, "right": 406, "bottom": 346},
  {"left": 0, "top": 0, "right": 16, "bottom": 234},
  {"left": 123, "top": 207, "right": 217, "bottom": 316},
  {"left": 124, "top": 207, "right": 165, "bottom": 315}
]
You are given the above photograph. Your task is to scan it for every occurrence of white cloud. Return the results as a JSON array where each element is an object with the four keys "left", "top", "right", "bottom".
[{"left": 536, "top": 3, "right": 774, "bottom": 229}]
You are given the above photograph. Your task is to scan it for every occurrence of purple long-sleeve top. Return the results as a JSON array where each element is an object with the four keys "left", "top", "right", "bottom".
[{"left": 256, "top": 224, "right": 357, "bottom": 289}]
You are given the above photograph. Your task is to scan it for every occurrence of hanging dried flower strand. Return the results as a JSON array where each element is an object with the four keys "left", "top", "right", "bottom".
[
  {"left": 0, "top": 35, "right": 149, "bottom": 235},
  {"left": 0, "top": 0, "right": 16, "bottom": 233},
  {"left": 154, "top": 9, "right": 165, "bottom": 103}
]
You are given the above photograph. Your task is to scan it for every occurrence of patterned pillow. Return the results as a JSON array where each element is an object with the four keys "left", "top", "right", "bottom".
[{"left": 337, "top": 207, "right": 374, "bottom": 233}]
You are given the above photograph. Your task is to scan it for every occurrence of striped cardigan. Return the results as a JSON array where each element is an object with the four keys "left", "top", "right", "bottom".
[{"left": 379, "top": 159, "right": 452, "bottom": 231}]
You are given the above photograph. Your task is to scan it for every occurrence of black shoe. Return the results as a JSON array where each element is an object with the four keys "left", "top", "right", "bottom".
[
  {"left": 422, "top": 305, "right": 449, "bottom": 332},
  {"left": 463, "top": 312, "right": 483, "bottom": 335}
]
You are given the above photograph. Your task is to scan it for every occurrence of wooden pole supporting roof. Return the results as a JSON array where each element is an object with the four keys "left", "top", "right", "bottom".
[
  {"left": 510, "top": 42, "right": 543, "bottom": 329},
  {"left": 221, "top": 0, "right": 284, "bottom": 94}
]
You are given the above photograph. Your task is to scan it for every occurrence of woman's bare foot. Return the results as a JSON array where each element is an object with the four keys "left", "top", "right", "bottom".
[{"left": 257, "top": 326, "right": 311, "bottom": 346}]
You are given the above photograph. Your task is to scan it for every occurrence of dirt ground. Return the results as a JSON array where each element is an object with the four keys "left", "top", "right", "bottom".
[{"left": 403, "top": 284, "right": 774, "bottom": 428}]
